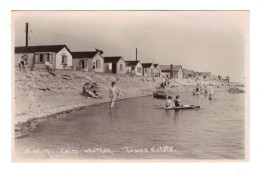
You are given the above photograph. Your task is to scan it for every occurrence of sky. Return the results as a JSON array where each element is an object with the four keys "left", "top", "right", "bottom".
[{"left": 13, "top": 11, "right": 249, "bottom": 82}]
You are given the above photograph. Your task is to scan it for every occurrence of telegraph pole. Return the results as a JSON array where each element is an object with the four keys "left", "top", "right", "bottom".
[
  {"left": 25, "top": 23, "right": 29, "bottom": 47},
  {"left": 136, "top": 48, "right": 137, "bottom": 61}
]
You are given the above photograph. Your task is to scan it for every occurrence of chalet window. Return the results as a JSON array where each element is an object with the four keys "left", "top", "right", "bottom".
[
  {"left": 120, "top": 64, "right": 123, "bottom": 71},
  {"left": 137, "top": 67, "right": 141, "bottom": 73},
  {"left": 62, "top": 55, "right": 67, "bottom": 64},
  {"left": 96, "top": 59, "right": 100, "bottom": 68}
]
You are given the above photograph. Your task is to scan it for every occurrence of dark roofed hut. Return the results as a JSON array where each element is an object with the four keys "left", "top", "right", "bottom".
[{"left": 103, "top": 56, "right": 126, "bottom": 74}]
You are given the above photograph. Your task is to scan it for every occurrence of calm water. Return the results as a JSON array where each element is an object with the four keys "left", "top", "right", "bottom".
[{"left": 15, "top": 91, "right": 245, "bottom": 160}]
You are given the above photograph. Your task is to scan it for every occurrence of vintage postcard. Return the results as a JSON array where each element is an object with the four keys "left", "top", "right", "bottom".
[{"left": 12, "top": 11, "right": 249, "bottom": 162}]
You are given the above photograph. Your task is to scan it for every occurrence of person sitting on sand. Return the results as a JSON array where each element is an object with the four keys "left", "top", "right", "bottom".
[
  {"left": 82, "top": 83, "right": 102, "bottom": 98},
  {"left": 109, "top": 82, "right": 120, "bottom": 109},
  {"left": 165, "top": 96, "right": 173, "bottom": 108},
  {"left": 174, "top": 95, "right": 184, "bottom": 107}
]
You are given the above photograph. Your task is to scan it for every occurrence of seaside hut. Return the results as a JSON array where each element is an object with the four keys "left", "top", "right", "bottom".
[
  {"left": 71, "top": 49, "right": 104, "bottom": 72},
  {"left": 159, "top": 65, "right": 171, "bottom": 78},
  {"left": 153, "top": 64, "right": 161, "bottom": 77},
  {"left": 171, "top": 65, "right": 183, "bottom": 79},
  {"left": 187, "top": 70, "right": 194, "bottom": 78},
  {"left": 202, "top": 72, "right": 211, "bottom": 80},
  {"left": 103, "top": 56, "right": 126, "bottom": 74},
  {"left": 15, "top": 45, "right": 73, "bottom": 71},
  {"left": 125, "top": 60, "right": 143, "bottom": 76},
  {"left": 193, "top": 72, "right": 199, "bottom": 80},
  {"left": 182, "top": 69, "right": 188, "bottom": 79},
  {"left": 142, "top": 63, "right": 155, "bottom": 77}
]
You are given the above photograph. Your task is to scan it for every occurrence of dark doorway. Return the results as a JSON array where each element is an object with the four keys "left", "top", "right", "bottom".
[{"left": 112, "top": 63, "right": 117, "bottom": 73}]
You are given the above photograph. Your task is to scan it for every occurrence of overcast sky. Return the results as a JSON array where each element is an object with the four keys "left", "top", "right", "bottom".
[{"left": 13, "top": 11, "right": 248, "bottom": 82}]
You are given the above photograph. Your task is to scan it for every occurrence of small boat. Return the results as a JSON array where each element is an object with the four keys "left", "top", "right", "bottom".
[
  {"left": 155, "top": 105, "right": 200, "bottom": 110},
  {"left": 153, "top": 90, "right": 167, "bottom": 99}
]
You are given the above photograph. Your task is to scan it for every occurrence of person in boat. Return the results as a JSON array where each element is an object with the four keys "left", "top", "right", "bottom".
[
  {"left": 165, "top": 96, "right": 173, "bottom": 108},
  {"left": 209, "top": 89, "right": 215, "bottom": 100},
  {"left": 174, "top": 95, "right": 184, "bottom": 107},
  {"left": 109, "top": 81, "right": 120, "bottom": 109}
]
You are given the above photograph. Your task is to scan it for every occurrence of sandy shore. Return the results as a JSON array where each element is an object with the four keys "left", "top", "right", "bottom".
[{"left": 14, "top": 70, "right": 230, "bottom": 137}]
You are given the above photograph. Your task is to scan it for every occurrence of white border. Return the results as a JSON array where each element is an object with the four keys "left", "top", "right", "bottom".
[{"left": 1, "top": 0, "right": 260, "bottom": 173}]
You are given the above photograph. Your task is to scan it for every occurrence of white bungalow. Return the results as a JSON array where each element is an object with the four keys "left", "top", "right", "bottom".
[
  {"left": 71, "top": 49, "right": 104, "bottom": 72},
  {"left": 15, "top": 45, "right": 73, "bottom": 71},
  {"left": 125, "top": 60, "right": 143, "bottom": 76}
]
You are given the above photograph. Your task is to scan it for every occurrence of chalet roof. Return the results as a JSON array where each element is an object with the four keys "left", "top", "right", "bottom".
[
  {"left": 103, "top": 56, "right": 123, "bottom": 63},
  {"left": 142, "top": 63, "right": 153, "bottom": 68},
  {"left": 15, "top": 45, "right": 71, "bottom": 54},
  {"left": 202, "top": 72, "right": 211, "bottom": 76},
  {"left": 182, "top": 69, "right": 188, "bottom": 73},
  {"left": 154, "top": 64, "right": 160, "bottom": 69},
  {"left": 187, "top": 70, "right": 193, "bottom": 74},
  {"left": 125, "top": 61, "right": 140, "bottom": 67},
  {"left": 71, "top": 51, "right": 98, "bottom": 59},
  {"left": 193, "top": 72, "right": 198, "bottom": 75},
  {"left": 159, "top": 65, "right": 182, "bottom": 72}
]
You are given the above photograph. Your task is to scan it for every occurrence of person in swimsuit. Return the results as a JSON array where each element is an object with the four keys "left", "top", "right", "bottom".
[
  {"left": 109, "top": 82, "right": 120, "bottom": 109},
  {"left": 195, "top": 84, "right": 200, "bottom": 95},
  {"left": 165, "top": 96, "right": 173, "bottom": 108},
  {"left": 174, "top": 95, "right": 184, "bottom": 107}
]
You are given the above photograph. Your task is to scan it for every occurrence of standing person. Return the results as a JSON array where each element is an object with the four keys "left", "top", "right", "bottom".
[
  {"left": 209, "top": 89, "right": 215, "bottom": 100},
  {"left": 45, "top": 59, "right": 53, "bottom": 73},
  {"left": 195, "top": 84, "right": 200, "bottom": 95},
  {"left": 205, "top": 85, "right": 208, "bottom": 95},
  {"left": 174, "top": 95, "right": 184, "bottom": 107},
  {"left": 18, "top": 56, "right": 26, "bottom": 71},
  {"left": 109, "top": 82, "right": 120, "bottom": 109}
]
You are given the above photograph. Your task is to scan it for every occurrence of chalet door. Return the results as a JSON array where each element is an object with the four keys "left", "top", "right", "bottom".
[
  {"left": 81, "top": 60, "right": 85, "bottom": 68},
  {"left": 112, "top": 63, "right": 117, "bottom": 73}
]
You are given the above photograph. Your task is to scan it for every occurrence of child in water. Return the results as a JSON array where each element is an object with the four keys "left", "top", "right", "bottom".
[
  {"left": 174, "top": 95, "right": 184, "bottom": 107},
  {"left": 165, "top": 96, "right": 173, "bottom": 108}
]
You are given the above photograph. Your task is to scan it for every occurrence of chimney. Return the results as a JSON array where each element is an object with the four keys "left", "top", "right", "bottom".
[{"left": 170, "top": 64, "right": 173, "bottom": 78}]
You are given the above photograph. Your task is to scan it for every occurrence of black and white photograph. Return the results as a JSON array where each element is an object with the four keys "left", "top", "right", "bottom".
[{"left": 12, "top": 11, "right": 249, "bottom": 161}]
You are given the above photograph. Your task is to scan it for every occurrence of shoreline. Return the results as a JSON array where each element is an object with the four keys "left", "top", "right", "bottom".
[{"left": 14, "top": 70, "right": 233, "bottom": 138}]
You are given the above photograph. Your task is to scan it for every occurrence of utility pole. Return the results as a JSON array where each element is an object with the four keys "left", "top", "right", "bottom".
[
  {"left": 136, "top": 48, "right": 137, "bottom": 61},
  {"left": 25, "top": 23, "right": 29, "bottom": 47}
]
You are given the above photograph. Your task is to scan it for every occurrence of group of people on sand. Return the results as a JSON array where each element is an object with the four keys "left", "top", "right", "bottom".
[
  {"left": 192, "top": 83, "right": 215, "bottom": 100},
  {"left": 82, "top": 81, "right": 120, "bottom": 109}
]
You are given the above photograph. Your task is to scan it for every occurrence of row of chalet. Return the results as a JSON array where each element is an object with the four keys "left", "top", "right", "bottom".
[
  {"left": 14, "top": 44, "right": 228, "bottom": 81},
  {"left": 14, "top": 45, "right": 159, "bottom": 77}
]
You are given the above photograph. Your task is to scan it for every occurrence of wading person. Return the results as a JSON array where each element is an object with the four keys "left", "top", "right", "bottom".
[
  {"left": 195, "top": 84, "right": 200, "bottom": 95},
  {"left": 174, "top": 95, "right": 184, "bottom": 107},
  {"left": 109, "top": 82, "right": 120, "bottom": 109},
  {"left": 209, "top": 89, "right": 215, "bottom": 100}
]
